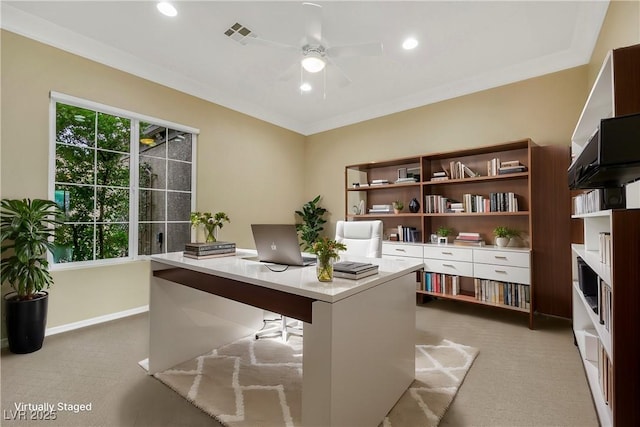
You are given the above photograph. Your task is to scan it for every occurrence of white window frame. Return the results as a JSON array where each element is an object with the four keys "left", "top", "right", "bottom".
[{"left": 48, "top": 91, "right": 199, "bottom": 269}]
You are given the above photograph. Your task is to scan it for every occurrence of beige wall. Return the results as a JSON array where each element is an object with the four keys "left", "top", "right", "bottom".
[
  {"left": 0, "top": 30, "right": 305, "bottom": 331},
  {"left": 587, "top": 0, "right": 640, "bottom": 206},
  {"left": 305, "top": 67, "right": 587, "bottom": 237},
  {"left": 1, "top": 0, "right": 638, "bottom": 334},
  {"left": 588, "top": 0, "right": 640, "bottom": 87}
]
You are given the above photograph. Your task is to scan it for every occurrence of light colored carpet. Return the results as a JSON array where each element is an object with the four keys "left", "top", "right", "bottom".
[{"left": 154, "top": 334, "right": 478, "bottom": 427}]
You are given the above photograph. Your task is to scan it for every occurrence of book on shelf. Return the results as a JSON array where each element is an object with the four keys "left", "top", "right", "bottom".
[
  {"left": 370, "top": 179, "right": 390, "bottom": 186},
  {"left": 183, "top": 251, "right": 236, "bottom": 260},
  {"left": 487, "top": 157, "right": 501, "bottom": 176},
  {"left": 448, "top": 161, "right": 478, "bottom": 179},
  {"left": 474, "top": 278, "right": 530, "bottom": 309},
  {"left": 423, "top": 272, "right": 460, "bottom": 295},
  {"left": 498, "top": 165, "right": 527, "bottom": 174},
  {"left": 500, "top": 160, "right": 522, "bottom": 167},
  {"left": 397, "top": 225, "right": 420, "bottom": 242},
  {"left": 368, "top": 204, "right": 393, "bottom": 214},
  {"left": 395, "top": 177, "right": 418, "bottom": 184}
]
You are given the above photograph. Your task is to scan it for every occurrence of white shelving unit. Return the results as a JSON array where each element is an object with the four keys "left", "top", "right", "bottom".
[{"left": 571, "top": 209, "right": 640, "bottom": 426}]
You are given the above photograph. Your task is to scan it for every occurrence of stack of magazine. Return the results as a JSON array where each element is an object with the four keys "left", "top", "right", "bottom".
[
  {"left": 184, "top": 241, "right": 236, "bottom": 259},
  {"left": 333, "top": 261, "right": 379, "bottom": 279}
]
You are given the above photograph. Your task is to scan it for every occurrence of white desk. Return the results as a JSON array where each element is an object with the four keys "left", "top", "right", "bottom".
[{"left": 146, "top": 250, "right": 422, "bottom": 427}]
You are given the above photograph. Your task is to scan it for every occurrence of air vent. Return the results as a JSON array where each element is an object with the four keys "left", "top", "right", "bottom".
[{"left": 224, "top": 22, "right": 256, "bottom": 45}]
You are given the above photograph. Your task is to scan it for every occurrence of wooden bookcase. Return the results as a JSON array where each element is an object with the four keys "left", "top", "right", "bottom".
[
  {"left": 345, "top": 139, "right": 571, "bottom": 326},
  {"left": 571, "top": 209, "right": 640, "bottom": 426}
]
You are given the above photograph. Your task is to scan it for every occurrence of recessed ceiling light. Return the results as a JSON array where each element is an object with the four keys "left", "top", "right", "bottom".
[
  {"left": 300, "top": 83, "right": 312, "bottom": 92},
  {"left": 402, "top": 37, "right": 418, "bottom": 50},
  {"left": 157, "top": 2, "right": 177, "bottom": 17}
]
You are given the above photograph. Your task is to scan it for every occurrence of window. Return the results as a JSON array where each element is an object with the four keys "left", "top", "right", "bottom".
[{"left": 50, "top": 93, "right": 197, "bottom": 265}]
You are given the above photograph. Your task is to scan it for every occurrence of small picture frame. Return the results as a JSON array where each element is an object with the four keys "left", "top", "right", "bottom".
[
  {"left": 430, "top": 234, "right": 439, "bottom": 244},
  {"left": 437, "top": 237, "right": 448, "bottom": 245}
]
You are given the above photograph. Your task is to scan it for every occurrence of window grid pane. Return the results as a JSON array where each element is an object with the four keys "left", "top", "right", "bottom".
[{"left": 52, "top": 100, "right": 194, "bottom": 263}]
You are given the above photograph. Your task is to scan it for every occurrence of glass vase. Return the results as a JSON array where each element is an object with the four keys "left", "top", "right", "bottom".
[
  {"left": 205, "top": 226, "right": 218, "bottom": 243},
  {"left": 316, "top": 257, "right": 334, "bottom": 282}
]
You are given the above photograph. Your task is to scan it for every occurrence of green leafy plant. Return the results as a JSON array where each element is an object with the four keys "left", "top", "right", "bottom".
[
  {"left": 1, "top": 199, "right": 63, "bottom": 300},
  {"left": 295, "top": 195, "right": 327, "bottom": 251},
  {"left": 392, "top": 201, "right": 404, "bottom": 211},
  {"left": 311, "top": 237, "right": 347, "bottom": 282},
  {"left": 190, "top": 211, "right": 230, "bottom": 242},
  {"left": 493, "top": 226, "right": 518, "bottom": 238},
  {"left": 436, "top": 226, "right": 453, "bottom": 237},
  {"left": 311, "top": 237, "right": 347, "bottom": 264}
]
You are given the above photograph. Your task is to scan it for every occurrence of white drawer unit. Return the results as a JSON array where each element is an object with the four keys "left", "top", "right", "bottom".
[
  {"left": 473, "top": 263, "right": 530, "bottom": 285},
  {"left": 423, "top": 258, "right": 473, "bottom": 277},
  {"left": 473, "top": 249, "right": 530, "bottom": 268},
  {"left": 382, "top": 242, "right": 423, "bottom": 259},
  {"left": 423, "top": 245, "right": 473, "bottom": 262}
]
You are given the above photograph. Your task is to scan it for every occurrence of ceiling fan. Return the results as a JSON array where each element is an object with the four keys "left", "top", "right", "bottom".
[{"left": 224, "top": 2, "right": 383, "bottom": 88}]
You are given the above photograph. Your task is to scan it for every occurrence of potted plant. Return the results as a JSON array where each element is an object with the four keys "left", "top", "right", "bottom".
[
  {"left": 190, "top": 211, "right": 230, "bottom": 243},
  {"left": 493, "top": 226, "right": 518, "bottom": 247},
  {"left": 1, "top": 198, "right": 62, "bottom": 354},
  {"left": 311, "top": 237, "right": 347, "bottom": 282},
  {"left": 392, "top": 201, "right": 404, "bottom": 214},
  {"left": 436, "top": 226, "right": 453, "bottom": 244},
  {"left": 295, "top": 195, "right": 327, "bottom": 251}
]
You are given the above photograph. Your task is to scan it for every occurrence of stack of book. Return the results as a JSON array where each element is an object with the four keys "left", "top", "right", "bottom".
[
  {"left": 368, "top": 204, "right": 393, "bottom": 214},
  {"left": 430, "top": 171, "right": 449, "bottom": 181},
  {"left": 370, "top": 179, "right": 390, "bottom": 186},
  {"left": 184, "top": 241, "right": 236, "bottom": 259},
  {"left": 333, "top": 261, "right": 379, "bottom": 280},
  {"left": 453, "top": 232, "right": 485, "bottom": 246},
  {"left": 498, "top": 160, "right": 527, "bottom": 175},
  {"left": 395, "top": 177, "right": 418, "bottom": 184}
]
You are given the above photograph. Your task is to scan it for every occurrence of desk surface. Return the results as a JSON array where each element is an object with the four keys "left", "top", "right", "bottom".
[{"left": 151, "top": 250, "right": 423, "bottom": 303}]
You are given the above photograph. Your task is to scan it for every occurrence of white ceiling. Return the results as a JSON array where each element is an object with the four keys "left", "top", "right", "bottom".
[{"left": 2, "top": 1, "right": 609, "bottom": 135}]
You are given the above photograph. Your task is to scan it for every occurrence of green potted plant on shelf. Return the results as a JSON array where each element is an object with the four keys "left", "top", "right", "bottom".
[
  {"left": 311, "top": 237, "right": 347, "bottom": 282},
  {"left": 190, "top": 211, "right": 230, "bottom": 243},
  {"left": 493, "top": 226, "right": 519, "bottom": 247},
  {"left": 1, "top": 198, "right": 63, "bottom": 354},
  {"left": 436, "top": 226, "right": 453, "bottom": 244},
  {"left": 295, "top": 195, "right": 328, "bottom": 251},
  {"left": 392, "top": 201, "right": 404, "bottom": 214}
]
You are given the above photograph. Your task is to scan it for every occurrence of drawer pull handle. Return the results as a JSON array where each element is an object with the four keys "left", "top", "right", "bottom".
[
  {"left": 441, "top": 251, "right": 453, "bottom": 255},
  {"left": 495, "top": 270, "right": 507, "bottom": 274},
  {"left": 443, "top": 263, "right": 455, "bottom": 268},
  {"left": 395, "top": 248, "right": 406, "bottom": 252},
  {"left": 494, "top": 256, "right": 508, "bottom": 260}
]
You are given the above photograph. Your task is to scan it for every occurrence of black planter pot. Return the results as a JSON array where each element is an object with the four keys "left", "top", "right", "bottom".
[{"left": 4, "top": 291, "right": 48, "bottom": 354}]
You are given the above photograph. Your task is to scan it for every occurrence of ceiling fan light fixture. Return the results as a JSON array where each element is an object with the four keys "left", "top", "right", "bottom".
[
  {"left": 157, "top": 2, "right": 177, "bottom": 17},
  {"left": 301, "top": 52, "right": 326, "bottom": 73},
  {"left": 402, "top": 37, "right": 418, "bottom": 50}
]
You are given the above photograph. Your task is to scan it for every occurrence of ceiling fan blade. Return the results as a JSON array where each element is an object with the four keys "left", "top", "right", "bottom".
[
  {"left": 326, "top": 57, "right": 352, "bottom": 88},
  {"left": 326, "top": 42, "right": 383, "bottom": 58},
  {"left": 244, "top": 35, "right": 297, "bottom": 51},
  {"left": 277, "top": 62, "right": 300, "bottom": 82},
  {"left": 303, "top": 2, "right": 323, "bottom": 45}
]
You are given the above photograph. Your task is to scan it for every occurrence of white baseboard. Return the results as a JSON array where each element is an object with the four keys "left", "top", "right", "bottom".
[{"left": 1, "top": 305, "right": 149, "bottom": 349}]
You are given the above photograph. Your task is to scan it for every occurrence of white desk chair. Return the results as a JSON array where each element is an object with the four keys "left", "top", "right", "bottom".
[
  {"left": 255, "top": 220, "right": 382, "bottom": 341},
  {"left": 334, "top": 220, "right": 383, "bottom": 258}
]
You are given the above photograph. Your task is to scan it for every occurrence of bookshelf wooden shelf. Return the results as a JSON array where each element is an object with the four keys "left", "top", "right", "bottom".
[
  {"left": 416, "top": 290, "right": 529, "bottom": 313},
  {"left": 345, "top": 138, "right": 571, "bottom": 326}
]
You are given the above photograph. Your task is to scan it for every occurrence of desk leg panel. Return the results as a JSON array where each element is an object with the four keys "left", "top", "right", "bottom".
[
  {"left": 148, "top": 276, "right": 263, "bottom": 374},
  {"left": 302, "top": 274, "right": 416, "bottom": 427}
]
